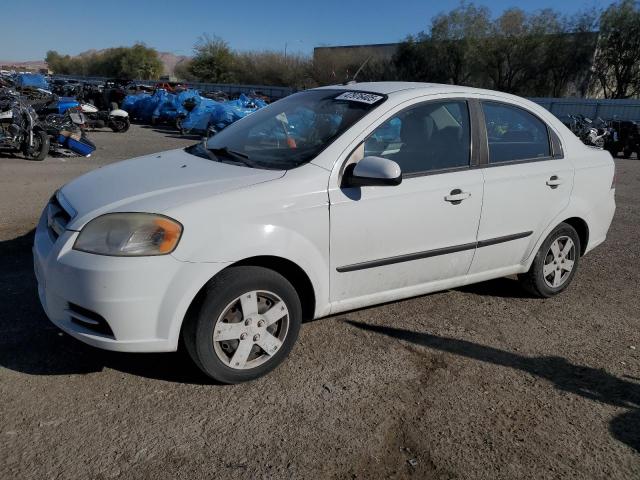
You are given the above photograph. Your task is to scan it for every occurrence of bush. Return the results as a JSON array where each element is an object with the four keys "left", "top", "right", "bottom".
[{"left": 46, "top": 44, "right": 163, "bottom": 80}]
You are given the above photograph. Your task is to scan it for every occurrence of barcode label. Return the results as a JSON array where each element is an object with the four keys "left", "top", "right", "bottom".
[{"left": 335, "top": 91, "right": 384, "bottom": 104}]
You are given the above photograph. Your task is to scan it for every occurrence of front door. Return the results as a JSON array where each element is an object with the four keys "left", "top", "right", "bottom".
[{"left": 329, "top": 99, "right": 484, "bottom": 310}]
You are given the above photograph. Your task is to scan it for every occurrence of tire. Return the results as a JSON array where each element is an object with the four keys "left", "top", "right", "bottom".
[
  {"left": 183, "top": 266, "right": 302, "bottom": 384},
  {"left": 623, "top": 147, "right": 632, "bottom": 159},
  {"left": 518, "top": 223, "right": 581, "bottom": 298},
  {"left": 110, "top": 117, "right": 130, "bottom": 133},
  {"left": 23, "top": 130, "right": 49, "bottom": 161}
]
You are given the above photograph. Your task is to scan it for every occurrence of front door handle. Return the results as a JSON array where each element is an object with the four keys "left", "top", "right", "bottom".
[
  {"left": 546, "top": 175, "right": 563, "bottom": 189},
  {"left": 445, "top": 189, "right": 471, "bottom": 205}
]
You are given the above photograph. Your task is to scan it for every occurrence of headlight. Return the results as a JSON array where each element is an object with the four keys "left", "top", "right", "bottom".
[{"left": 73, "top": 213, "right": 183, "bottom": 256}]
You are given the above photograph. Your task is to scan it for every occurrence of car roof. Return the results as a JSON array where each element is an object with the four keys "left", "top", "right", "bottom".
[
  {"left": 314, "top": 81, "right": 526, "bottom": 100},
  {"left": 315, "top": 81, "right": 440, "bottom": 95}
]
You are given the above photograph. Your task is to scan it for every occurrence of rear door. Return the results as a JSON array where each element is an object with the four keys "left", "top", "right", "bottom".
[{"left": 469, "top": 100, "right": 573, "bottom": 274}]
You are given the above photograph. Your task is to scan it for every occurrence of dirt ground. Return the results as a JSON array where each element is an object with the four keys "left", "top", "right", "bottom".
[{"left": 1, "top": 125, "right": 638, "bottom": 479}]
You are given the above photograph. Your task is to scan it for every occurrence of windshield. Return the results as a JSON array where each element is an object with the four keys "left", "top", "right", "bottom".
[{"left": 187, "top": 89, "right": 386, "bottom": 170}]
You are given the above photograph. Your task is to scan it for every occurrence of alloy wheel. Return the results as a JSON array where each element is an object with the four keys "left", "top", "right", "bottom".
[
  {"left": 212, "top": 290, "right": 289, "bottom": 370},
  {"left": 543, "top": 236, "right": 576, "bottom": 288}
]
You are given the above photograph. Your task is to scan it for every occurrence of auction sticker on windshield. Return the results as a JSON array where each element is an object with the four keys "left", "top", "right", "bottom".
[{"left": 335, "top": 91, "right": 384, "bottom": 104}]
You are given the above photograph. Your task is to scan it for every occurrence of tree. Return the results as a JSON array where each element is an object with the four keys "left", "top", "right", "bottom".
[
  {"left": 234, "top": 51, "right": 312, "bottom": 88},
  {"left": 536, "top": 11, "right": 598, "bottom": 97},
  {"left": 45, "top": 50, "right": 76, "bottom": 74},
  {"left": 117, "top": 44, "right": 164, "bottom": 79},
  {"left": 477, "top": 8, "right": 548, "bottom": 94},
  {"left": 189, "top": 35, "right": 235, "bottom": 83},
  {"left": 428, "top": 2, "right": 491, "bottom": 85},
  {"left": 393, "top": 36, "right": 441, "bottom": 83},
  {"left": 593, "top": 0, "right": 640, "bottom": 98},
  {"left": 45, "top": 44, "right": 163, "bottom": 79},
  {"left": 174, "top": 59, "right": 197, "bottom": 82}
]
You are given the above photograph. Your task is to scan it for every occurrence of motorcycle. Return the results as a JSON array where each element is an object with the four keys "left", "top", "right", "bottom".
[
  {"left": 568, "top": 114, "right": 609, "bottom": 148},
  {"left": 43, "top": 110, "right": 97, "bottom": 157},
  {"left": 35, "top": 94, "right": 130, "bottom": 133},
  {"left": 604, "top": 119, "right": 640, "bottom": 158},
  {"left": 584, "top": 117, "right": 610, "bottom": 148},
  {"left": 0, "top": 89, "right": 49, "bottom": 161},
  {"left": 79, "top": 102, "right": 130, "bottom": 132}
]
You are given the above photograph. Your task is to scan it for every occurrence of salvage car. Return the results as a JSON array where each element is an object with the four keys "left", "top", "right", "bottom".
[{"left": 34, "top": 82, "right": 616, "bottom": 383}]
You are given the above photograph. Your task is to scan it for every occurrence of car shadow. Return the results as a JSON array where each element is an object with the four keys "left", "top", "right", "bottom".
[
  {"left": 456, "top": 277, "right": 534, "bottom": 299},
  {"left": 346, "top": 320, "right": 640, "bottom": 453},
  {"left": 0, "top": 229, "right": 211, "bottom": 385}
]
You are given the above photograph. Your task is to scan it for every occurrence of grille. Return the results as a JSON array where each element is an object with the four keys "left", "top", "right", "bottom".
[{"left": 46, "top": 194, "right": 72, "bottom": 240}]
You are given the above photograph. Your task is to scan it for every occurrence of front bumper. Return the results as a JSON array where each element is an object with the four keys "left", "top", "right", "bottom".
[{"left": 33, "top": 209, "right": 229, "bottom": 352}]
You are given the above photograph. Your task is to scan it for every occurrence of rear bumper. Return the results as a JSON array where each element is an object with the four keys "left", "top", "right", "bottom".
[
  {"left": 33, "top": 210, "right": 229, "bottom": 352},
  {"left": 584, "top": 189, "right": 616, "bottom": 255}
]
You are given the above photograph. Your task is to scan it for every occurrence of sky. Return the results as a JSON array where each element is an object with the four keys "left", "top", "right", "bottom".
[{"left": 0, "top": 0, "right": 610, "bottom": 61}]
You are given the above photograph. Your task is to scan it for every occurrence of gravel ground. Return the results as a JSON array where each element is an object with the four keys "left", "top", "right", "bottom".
[{"left": 1, "top": 125, "right": 638, "bottom": 479}]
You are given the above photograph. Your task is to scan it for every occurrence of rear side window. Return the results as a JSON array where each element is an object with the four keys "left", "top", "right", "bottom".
[
  {"left": 363, "top": 100, "right": 471, "bottom": 175},
  {"left": 482, "top": 102, "right": 551, "bottom": 163}
]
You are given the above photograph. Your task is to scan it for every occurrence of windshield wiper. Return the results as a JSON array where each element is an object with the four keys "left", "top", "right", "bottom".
[{"left": 208, "top": 146, "right": 254, "bottom": 167}]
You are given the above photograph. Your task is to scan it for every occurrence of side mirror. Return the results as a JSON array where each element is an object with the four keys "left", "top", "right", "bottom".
[{"left": 343, "top": 156, "right": 402, "bottom": 187}]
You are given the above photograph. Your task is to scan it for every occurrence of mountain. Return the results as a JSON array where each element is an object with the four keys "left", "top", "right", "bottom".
[
  {"left": 158, "top": 52, "right": 190, "bottom": 75},
  {"left": 0, "top": 59, "right": 48, "bottom": 71}
]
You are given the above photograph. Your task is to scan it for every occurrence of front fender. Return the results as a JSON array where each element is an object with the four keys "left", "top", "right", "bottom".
[
  {"left": 109, "top": 109, "right": 129, "bottom": 118},
  {"left": 168, "top": 165, "right": 332, "bottom": 319},
  {"left": 173, "top": 222, "right": 330, "bottom": 320}
]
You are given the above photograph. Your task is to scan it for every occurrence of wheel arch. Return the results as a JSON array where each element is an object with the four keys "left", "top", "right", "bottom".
[
  {"left": 561, "top": 217, "right": 589, "bottom": 256},
  {"left": 230, "top": 255, "right": 316, "bottom": 322},
  {"left": 179, "top": 255, "right": 317, "bottom": 345}
]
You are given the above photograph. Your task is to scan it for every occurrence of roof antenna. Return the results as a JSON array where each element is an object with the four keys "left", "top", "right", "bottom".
[{"left": 344, "top": 56, "right": 372, "bottom": 85}]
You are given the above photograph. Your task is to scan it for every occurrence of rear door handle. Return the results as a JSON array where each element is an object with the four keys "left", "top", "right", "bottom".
[
  {"left": 444, "top": 189, "right": 471, "bottom": 205},
  {"left": 546, "top": 175, "right": 563, "bottom": 189}
]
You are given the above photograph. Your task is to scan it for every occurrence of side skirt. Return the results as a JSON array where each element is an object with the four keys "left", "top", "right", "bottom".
[{"left": 328, "top": 264, "right": 527, "bottom": 317}]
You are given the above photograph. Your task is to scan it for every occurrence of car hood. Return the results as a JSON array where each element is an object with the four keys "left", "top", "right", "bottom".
[{"left": 61, "top": 148, "right": 285, "bottom": 230}]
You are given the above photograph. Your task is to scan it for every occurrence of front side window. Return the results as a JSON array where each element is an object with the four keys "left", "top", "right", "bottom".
[
  {"left": 187, "top": 90, "right": 385, "bottom": 170},
  {"left": 482, "top": 102, "right": 551, "bottom": 163},
  {"left": 362, "top": 100, "right": 471, "bottom": 175}
]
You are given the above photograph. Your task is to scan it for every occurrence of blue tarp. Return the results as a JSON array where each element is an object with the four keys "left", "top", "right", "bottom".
[
  {"left": 15, "top": 73, "right": 49, "bottom": 90},
  {"left": 122, "top": 93, "right": 151, "bottom": 120},
  {"left": 122, "top": 90, "right": 267, "bottom": 133},
  {"left": 181, "top": 94, "right": 267, "bottom": 134},
  {"left": 122, "top": 90, "right": 169, "bottom": 123}
]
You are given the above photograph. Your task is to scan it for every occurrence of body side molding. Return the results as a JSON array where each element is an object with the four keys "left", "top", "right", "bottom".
[{"left": 336, "top": 231, "right": 533, "bottom": 273}]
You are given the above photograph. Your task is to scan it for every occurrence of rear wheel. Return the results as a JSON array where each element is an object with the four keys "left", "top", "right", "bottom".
[
  {"left": 183, "top": 266, "right": 302, "bottom": 383},
  {"left": 23, "top": 130, "right": 49, "bottom": 161},
  {"left": 110, "top": 117, "right": 130, "bottom": 132},
  {"left": 518, "top": 223, "right": 580, "bottom": 298}
]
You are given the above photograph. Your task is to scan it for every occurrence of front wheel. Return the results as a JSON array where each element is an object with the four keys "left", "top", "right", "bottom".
[
  {"left": 518, "top": 223, "right": 581, "bottom": 298},
  {"left": 23, "top": 130, "right": 50, "bottom": 161},
  {"left": 183, "top": 266, "right": 302, "bottom": 383}
]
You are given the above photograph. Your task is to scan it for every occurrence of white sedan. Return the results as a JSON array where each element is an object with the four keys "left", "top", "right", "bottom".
[{"left": 33, "top": 82, "right": 616, "bottom": 383}]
